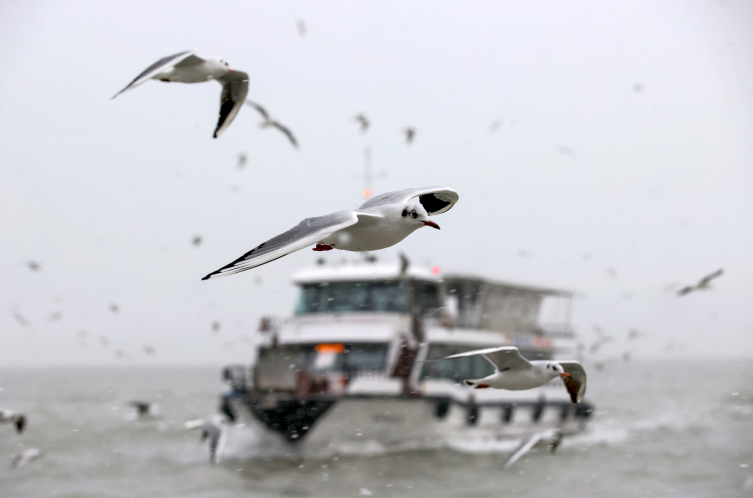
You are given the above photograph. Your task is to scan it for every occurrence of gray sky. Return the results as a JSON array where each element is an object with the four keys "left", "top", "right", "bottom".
[{"left": 1, "top": 0, "right": 751, "bottom": 366}]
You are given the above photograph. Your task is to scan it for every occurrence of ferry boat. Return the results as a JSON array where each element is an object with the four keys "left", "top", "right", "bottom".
[{"left": 219, "top": 256, "right": 593, "bottom": 455}]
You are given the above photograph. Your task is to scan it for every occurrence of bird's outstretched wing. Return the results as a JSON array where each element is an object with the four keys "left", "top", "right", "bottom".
[
  {"left": 269, "top": 121, "right": 299, "bottom": 148},
  {"left": 504, "top": 429, "right": 561, "bottom": 470},
  {"left": 202, "top": 211, "right": 369, "bottom": 280},
  {"left": 214, "top": 71, "right": 249, "bottom": 138},
  {"left": 358, "top": 187, "right": 459, "bottom": 215},
  {"left": 112, "top": 50, "right": 198, "bottom": 99},
  {"left": 434, "top": 346, "right": 532, "bottom": 372},
  {"left": 558, "top": 361, "right": 587, "bottom": 403},
  {"left": 677, "top": 286, "right": 694, "bottom": 297},
  {"left": 697, "top": 268, "right": 723, "bottom": 287},
  {"left": 244, "top": 100, "right": 270, "bottom": 120}
]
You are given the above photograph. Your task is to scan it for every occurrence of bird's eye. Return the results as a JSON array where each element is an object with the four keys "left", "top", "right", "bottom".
[
  {"left": 402, "top": 209, "right": 408, "bottom": 217},
  {"left": 411, "top": 210, "right": 418, "bottom": 218}
]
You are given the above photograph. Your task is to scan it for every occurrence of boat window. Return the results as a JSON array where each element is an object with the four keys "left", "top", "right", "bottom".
[
  {"left": 296, "top": 281, "right": 408, "bottom": 314},
  {"left": 256, "top": 343, "right": 389, "bottom": 381},
  {"left": 414, "top": 281, "right": 441, "bottom": 313},
  {"left": 420, "top": 345, "right": 496, "bottom": 383}
]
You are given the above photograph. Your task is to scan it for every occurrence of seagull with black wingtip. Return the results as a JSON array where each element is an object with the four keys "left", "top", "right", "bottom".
[
  {"left": 202, "top": 187, "right": 458, "bottom": 280},
  {"left": 0, "top": 407, "right": 27, "bottom": 433}
]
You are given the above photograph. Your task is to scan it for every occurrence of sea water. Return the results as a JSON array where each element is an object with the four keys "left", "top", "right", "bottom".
[{"left": 1, "top": 359, "right": 751, "bottom": 497}]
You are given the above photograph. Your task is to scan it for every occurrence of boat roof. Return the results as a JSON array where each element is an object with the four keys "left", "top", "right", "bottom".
[
  {"left": 292, "top": 261, "right": 440, "bottom": 284},
  {"left": 443, "top": 273, "right": 573, "bottom": 297}
]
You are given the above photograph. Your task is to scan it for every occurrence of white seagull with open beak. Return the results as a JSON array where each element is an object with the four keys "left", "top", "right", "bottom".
[
  {"left": 434, "top": 346, "right": 587, "bottom": 404},
  {"left": 112, "top": 50, "right": 249, "bottom": 138},
  {"left": 202, "top": 187, "right": 458, "bottom": 280}
]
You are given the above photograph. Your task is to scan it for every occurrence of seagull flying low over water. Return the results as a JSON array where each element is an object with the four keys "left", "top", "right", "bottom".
[
  {"left": 354, "top": 113, "right": 370, "bottom": 133},
  {"left": 503, "top": 429, "right": 563, "bottom": 470},
  {"left": 128, "top": 401, "right": 159, "bottom": 420},
  {"left": 244, "top": 100, "right": 298, "bottom": 148},
  {"left": 185, "top": 415, "right": 228, "bottom": 465},
  {"left": 433, "top": 346, "right": 587, "bottom": 404},
  {"left": 0, "top": 408, "right": 27, "bottom": 433},
  {"left": 202, "top": 187, "right": 459, "bottom": 280},
  {"left": 677, "top": 268, "right": 724, "bottom": 297},
  {"left": 113, "top": 50, "right": 249, "bottom": 138},
  {"left": 11, "top": 448, "right": 43, "bottom": 470}
]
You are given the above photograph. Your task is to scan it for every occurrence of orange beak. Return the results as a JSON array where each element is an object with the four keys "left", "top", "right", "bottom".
[{"left": 560, "top": 373, "right": 570, "bottom": 378}]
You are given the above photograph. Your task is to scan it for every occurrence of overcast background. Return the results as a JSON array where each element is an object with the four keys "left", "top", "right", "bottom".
[{"left": 0, "top": 0, "right": 751, "bottom": 366}]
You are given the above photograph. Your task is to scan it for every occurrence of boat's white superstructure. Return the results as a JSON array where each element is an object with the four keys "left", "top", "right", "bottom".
[{"left": 220, "top": 256, "right": 593, "bottom": 455}]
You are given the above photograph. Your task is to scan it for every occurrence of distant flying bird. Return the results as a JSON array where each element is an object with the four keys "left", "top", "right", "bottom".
[
  {"left": 192, "top": 235, "right": 203, "bottom": 247},
  {"left": 354, "top": 113, "right": 370, "bottom": 133},
  {"left": 98, "top": 335, "right": 110, "bottom": 347},
  {"left": 112, "top": 50, "right": 249, "bottom": 139},
  {"left": 622, "top": 351, "right": 632, "bottom": 362},
  {"left": 402, "top": 127, "right": 416, "bottom": 145},
  {"left": 432, "top": 346, "right": 587, "bottom": 404},
  {"left": 211, "top": 321, "right": 221, "bottom": 333},
  {"left": 11, "top": 309, "right": 30, "bottom": 328},
  {"left": 47, "top": 311, "right": 62, "bottom": 323},
  {"left": 557, "top": 145, "right": 577, "bottom": 158},
  {"left": 201, "top": 187, "right": 459, "bottom": 280},
  {"left": 128, "top": 401, "right": 158, "bottom": 420},
  {"left": 185, "top": 415, "right": 228, "bottom": 465},
  {"left": 627, "top": 328, "right": 643, "bottom": 341},
  {"left": 244, "top": 100, "right": 299, "bottom": 148},
  {"left": 605, "top": 267, "right": 618, "bottom": 280},
  {"left": 142, "top": 345, "right": 156, "bottom": 356},
  {"left": 677, "top": 269, "right": 724, "bottom": 297},
  {"left": 25, "top": 261, "right": 41, "bottom": 272},
  {"left": 10, "top": 448, "right": 43, "bottom": 470},
  {"left": 109, "top": 303, "right": 119, "bottom": 314},
  {"left": 236, "top": 152, "right": 247, "bottom": 170},
  {"left": 503, "top": 429, "right": 562, "bottom": 470},
  {"left": 488, "top": 118, "right": 503, "bottom": 133},
  {"left": 0, "top": 408, "right": 27, "bottom": 433},
  {"left": 399, "top": 253, "right": 410, "bottom": 276},
  {"left": 297, "top": 19, "right": 307, "bottom": 37}
]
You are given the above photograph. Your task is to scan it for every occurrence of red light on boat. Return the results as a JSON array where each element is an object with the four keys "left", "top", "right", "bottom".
[
  {"left": 316, "top": 343, "right": 345, "bottom": 353},
  {"left": 431, "top": 266, "right": 441, "bottom": 275}
]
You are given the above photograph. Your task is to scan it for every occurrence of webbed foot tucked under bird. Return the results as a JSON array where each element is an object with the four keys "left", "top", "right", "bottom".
[
  {"left": 433, "top": 346, "right": 587, "bottom": 404},
  {"left": 202, "top": 187, "right": 459, "bottom": 280},
  {"left": 112, "top": 50, "right": 249, "bottom": 138}
]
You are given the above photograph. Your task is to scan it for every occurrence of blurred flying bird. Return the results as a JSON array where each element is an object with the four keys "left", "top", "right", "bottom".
[
  {"left": 488, "top": 118, "right": 503, "bottom": 133},
  {"left": 11, "top": 308, "right": 30, "bottom": 328},
  {"left": 632, "top": 83, "right": 644, "bottom": 93},
  {"left": 109, "top": 303, "right": 119, "bottom": 314},
  {"left": 192, "top": 235, "right": 203, "bottom": 247},
  {"left": 605, "top": 266, "right": 618, "bottom": 280},
  {"left": 399, "top": 253, "right": 410, "bottom": 276},
  {"left": 99, "top": 335, "right": 110, "bottom": 347},
  {"left": 202, "top": 187, "right": 459, "bottom": 279},
  {"left": 296, "top": 19, "right": 307, "bottom": 37},
  {"left": 627, "top": 328, "right": 643, "bottom": 341},
  {"left": 0, "top": 408, "right": 27, "bottom": 433},
  {"left": 128, "top": 401, "right": 158, "bottom": 420},
  {"left": 46, "top": 311, "right": 62, "bottom": 323},
  {"left": 402, "top": 127, "right": 416, "bottom": 145},
  {"left": 244, "top": 100, "right": 299, "bottom": 148},
  {"left": 114, "top": 350, "right": 124, "bottom": 359},
  {"left": 236, "top": 152, "right": 247, "bottom": 170},
  {"left": 354, "top": 113, "right": 370, "bottom": 133},
  {"left": 142, "top": 345, "right": 156, "bottom": 356},
  {"left": 10, "top": 448, "right": 43, "bottom": 470},
  {"left": 112, "top": 50, "right": 249, "bottom": 138},
  {"left": 432, "top": 347, "right": 587, "bottom": 404},
  {"left": 211, "top": 321, "right": 221, "bottom": 333},
  {"left": 677, "top": 269, "right": 724, "bottom": 297},
  {"left": 185, "top": 415, "right": 229, "bottom": 465},
  {"left": 517, "top": 249, "right": 531, "bottom": 259},
  {"left": 557, "top": 145, "right": 577, "bottom": 158},
  {"left": 25, "top": 261, "right": 41, "bottom": 272},
  {"left": 503, "top": 429, "right": 562, "bottom": 470},
  {"left": 622, "top": 351, "right": 632, "bottom": 362}
]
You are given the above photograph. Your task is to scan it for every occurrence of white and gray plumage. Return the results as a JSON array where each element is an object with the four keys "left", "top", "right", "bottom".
[
  {"left": 112, "top": 50, "right": 249, "bottom": 138},
  {"left": 434, "top": 346, "right": 587, "bottom": 404},
  {"left": 677, "top": 268, "right": 724, "bottom": 297},
  {"left": 0, "top": 408, "right": 27, "bottom": 433},
  {"left": 10, "top": 448, "right": 43, "bottom": 470},
  {"left": 202, "top": 187, "right": 458, "bottom": 280},
  {"left": 185, "top": 415, "right": 228, "bottom": 465},
  {"left": 244, "top": 100, "right": 298, "bottom": 148},
  {"left": 503, "top": 429, "right": 563, "bottom": 470}
]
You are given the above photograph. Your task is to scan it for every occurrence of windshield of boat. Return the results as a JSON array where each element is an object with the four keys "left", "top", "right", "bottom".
[{"left": 296, "top": 280, "right": 409, "bottom": 314}]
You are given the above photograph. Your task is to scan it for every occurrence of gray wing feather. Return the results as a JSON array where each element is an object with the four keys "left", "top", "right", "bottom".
[
  {"left": 214, "top": 71, "right": 249, "bottom": 138},
  {"left": 558, "top": 361, "right": 587, "bottom": 403},
  {"left": 202, "top": 211, "right": 359, "bottom": 280},
  {"left": 357, "top": 187, "right": 459, "bottom": 215},
  {"left": 436, "top": 346, "right": 532, "bottom": 371},
  {"left": 112, "top": 50, "right": 196, "bottom": 99},
  {"left": 504, "top": 429, "right": 561, "bottom": 470}
]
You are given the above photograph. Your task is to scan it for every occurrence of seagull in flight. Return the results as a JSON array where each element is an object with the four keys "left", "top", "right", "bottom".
[
  {"left": 127, "top": 401, "right": 159, "bottom": 420},
  {"left": 11, "top": 449, "right": 43, "bottom": 470},
  {"left": 185, "top": 415, "right": 229, "bottom": 465},
  {"left": 202, "top": 187, "right": 459, "bottom": 280},
  {"left": 402, "top": 127, "right": 416, "bottom": 145},
  {"left": 432, "top": 346, "right": 587, "bottom": 404},
  {"left": 244, "top": 100, "right": 298, "bottom": 148},
  {"left": 112, "top": 50, "right": 249, "bottom": 138},
  {"left": 354, "top": 113, "right": 370, "bottom": 133},
  {"left": 0, "top": 408, "right": 27, "bottom": 433},
  {"left": 677, "top": 269, "right": 724, "bottom": 296},
  {"left": 503, "top": 429, "right": 563, "bottom": 470}
]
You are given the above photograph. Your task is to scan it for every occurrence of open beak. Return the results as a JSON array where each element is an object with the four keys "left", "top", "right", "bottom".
[
  {"left": 560, "top": 373, "right": 570, "bottom": 378},
  {"left": 422, "top": 220, "right": 440, "bottom": 230}
]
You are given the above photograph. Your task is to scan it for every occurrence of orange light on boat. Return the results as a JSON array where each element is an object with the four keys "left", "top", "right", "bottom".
[
  {"left": 316, "top": 343, "right": 345, "bottom": 353},
  {"left": 362, "top": 188, "right": 372, "bottom": 199},
  {"left": 431, "top": 265, "right": 441, "bottom": 275}
]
